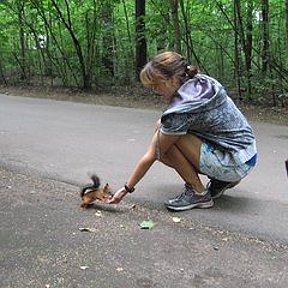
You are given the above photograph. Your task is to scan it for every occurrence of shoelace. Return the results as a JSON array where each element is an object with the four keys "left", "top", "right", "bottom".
[{"left": 175, "top": 186, "right": 194, "bottom": 200}]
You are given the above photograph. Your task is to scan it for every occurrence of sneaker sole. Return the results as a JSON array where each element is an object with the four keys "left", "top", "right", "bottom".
[
  {"left": 211, "top": 188, "right": 226, "bottom": 199},
  {"left": 166, "top": 200, "right": 214, "bottom": 211}
]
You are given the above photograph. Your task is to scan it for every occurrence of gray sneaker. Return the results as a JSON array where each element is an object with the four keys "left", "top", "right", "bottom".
[{"left": 165, "top": 184, "right": 214, "bottom": 211}]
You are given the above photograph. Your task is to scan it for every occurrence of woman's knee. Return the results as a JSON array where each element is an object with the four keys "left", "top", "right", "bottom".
[
  {"left": 176, "top": 133, "right": 203, "bottom": 150},
  {"left": 175, "top": 134, "right": 203, "bottom": 168},
  {"left": 157, "top": 145, "right": 177, "bottom": 167}
]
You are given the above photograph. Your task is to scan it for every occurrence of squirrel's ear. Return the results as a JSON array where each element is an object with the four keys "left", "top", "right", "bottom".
[{"left": 103, "top": 183, "right": 110, "bottom": 191}]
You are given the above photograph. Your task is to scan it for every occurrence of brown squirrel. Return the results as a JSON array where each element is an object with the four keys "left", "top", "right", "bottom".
[{"left": 80, "top": 175, "right": 113, "bottom": 208}]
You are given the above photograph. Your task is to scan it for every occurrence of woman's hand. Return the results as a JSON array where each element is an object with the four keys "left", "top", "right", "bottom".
[{"left": 106, "top": 187, "right": 128, "bottom": 204}]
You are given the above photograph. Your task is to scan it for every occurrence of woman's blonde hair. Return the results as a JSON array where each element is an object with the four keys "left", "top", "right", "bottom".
[{"left": 140, "top": 51, "right": 198, "bottom": 87}]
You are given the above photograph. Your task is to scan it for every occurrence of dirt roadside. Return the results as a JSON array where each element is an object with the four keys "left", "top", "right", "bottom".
[
  {"left": 1, "top": 167, "right": 288, "bottom": 288},
  {"left": 0, "top": 85, "right": 287, "bottom": 126}
]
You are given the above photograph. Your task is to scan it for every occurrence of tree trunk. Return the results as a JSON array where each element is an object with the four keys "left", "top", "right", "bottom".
[
  {"left": 51, "top": 0, "right": 90, "bottom": 90},
  {"left": 17, "top": 1, "right": 27, "bottom": 80},
  {"left": 285, "top": 0, "right": 288, "bottom": 51},
  {"left": 122, "top": 0, "right": 134, "bottom": 62},
  {"left": 262, "top": 0, "right": 270, "bottom": 75},
  {"left": 101, "top": 1, "right": 114, "bottom": 76},
  {"left": 0, "top": 55, "right": 7, "bottom": 85},
  {"left": 31, "top": 0, "right": 79, "bottom": 86},
  {"left": 233, "top": 0, "right": 242, "bottom": 101},
  {"left": 84, "top": 7, "right": 97, "bottom": 86},
  {"left": 246, "top": 0, "right": 253, "bottom": 99},
  {"left": 135, "top": 0, "right": 147, "bottom": 79},
  {"left": 169, "top": 0, "right": 181, "bottom": 53},
  {"left": 180, "top": 0, "right": 191, "bottom": 61}
]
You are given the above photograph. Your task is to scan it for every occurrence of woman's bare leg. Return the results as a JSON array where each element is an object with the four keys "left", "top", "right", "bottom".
[
  {"left": 175, "top": 133, "right": 204, "bottom": 168},
  {"left": 159, "top": 134, "right": 206, "bottom": 192}
]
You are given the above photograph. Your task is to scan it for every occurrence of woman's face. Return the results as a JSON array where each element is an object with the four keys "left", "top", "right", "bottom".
[{"left": 151, "top": 78, "right": 180, "bottom": 102}]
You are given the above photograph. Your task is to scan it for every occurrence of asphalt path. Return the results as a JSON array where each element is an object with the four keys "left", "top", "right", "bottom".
[
  {"left": 2, "top": 168, "right": 288, "bottom": 288},
  {"left": 1, "top": 94, "right": 288, "bottom": 244}
]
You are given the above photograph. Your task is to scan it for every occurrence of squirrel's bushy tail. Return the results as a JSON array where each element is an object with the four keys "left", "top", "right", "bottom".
[{"left": 80, "top": 174, "right": 101, "bottom": 197}]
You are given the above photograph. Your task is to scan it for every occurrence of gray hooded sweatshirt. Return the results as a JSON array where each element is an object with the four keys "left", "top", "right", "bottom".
[{"left": 160, "top": 74, "right": 257, "bottom": 166}]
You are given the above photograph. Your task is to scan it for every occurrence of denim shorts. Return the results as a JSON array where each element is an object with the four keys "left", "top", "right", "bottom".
[{"left": 199, "top": 142, "right": 256, "bottom": 182}]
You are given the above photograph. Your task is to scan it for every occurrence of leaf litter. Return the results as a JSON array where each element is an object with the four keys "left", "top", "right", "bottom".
[{"left": 140, "top": 220, "right": 156, "bottom": 229}]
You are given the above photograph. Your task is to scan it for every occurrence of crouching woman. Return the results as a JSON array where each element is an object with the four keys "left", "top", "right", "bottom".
[{"left": 107, "top": 51, "right": 257, "bottom": 211}]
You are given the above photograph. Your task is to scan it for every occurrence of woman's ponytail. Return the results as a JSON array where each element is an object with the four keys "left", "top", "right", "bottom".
[{"left": 185, "top": 65, "right": 198, "bottom": 78}]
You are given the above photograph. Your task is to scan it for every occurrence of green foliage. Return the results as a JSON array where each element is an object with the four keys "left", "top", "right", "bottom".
[{"left": 0, "top": 0, "right": 287, "bottom": 104}]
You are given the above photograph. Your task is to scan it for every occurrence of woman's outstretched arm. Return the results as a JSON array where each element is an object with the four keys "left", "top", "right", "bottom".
[{"left": 107, "top": 129, "right": 180, "bottom": 204}]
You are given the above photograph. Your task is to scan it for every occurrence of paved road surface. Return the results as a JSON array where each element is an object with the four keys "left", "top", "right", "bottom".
[
  {"left": 1, "top": 94, "right": 288, "bottom": 244},
  {"left": 2, "top": 168, "right": 287, "bottom": 288}
]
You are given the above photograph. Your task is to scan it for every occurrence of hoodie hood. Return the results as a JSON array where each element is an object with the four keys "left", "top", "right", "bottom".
[{"left": 162, "top": 74, "right": 226, "bottom": 116}]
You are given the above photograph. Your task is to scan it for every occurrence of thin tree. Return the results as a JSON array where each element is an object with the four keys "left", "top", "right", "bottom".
[
  {"left": 179, "top": 0, "right": 204, "bottom": 71},
  {"left": 0, "top": 56, "right": 7, "bottom": 84},
  {"left": 17, "top": 0, "right": 27, "bottom": 80},
  {"left": 233, "top": 0, "right": 242, "bottom": 100},
  {"left": 262, "top": 0, "right": 270, "bottom": 75},
  {"left": 285, "top": 0, "right": 288, "bottom": 53},
  {"left": 101, "top": 0, "right": 115, "bottom": 76},
  {"left": 179, "top": 0, "right": 191, "bottom": 60},
  {"left": 246, "top": 0, "right": 253, "bottom": 98},
  {"left": 169, "top": 0, "right": 181, "bottom": 53},
  {"left": 135, "top": 0, "right": 147, "bottom": 79},
  {"left": 121, "top": 0, "right": 134, "bottom": 62},
  {"left": 50, "top": 0, "right": 90, "bottom": 90},
  {"left": 30, "top": 0, "right": 79, "bottom": 87}
]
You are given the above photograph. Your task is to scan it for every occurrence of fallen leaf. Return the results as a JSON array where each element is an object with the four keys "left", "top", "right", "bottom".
[
  {"left": 172, "top": 217, "right": 181, "bottom": 223},
  {"left": 140, "top": 220, "right": 156, "bottom": 229},
  {"left": 80, "top": 266, "right": 89, "bottom": 270},
  {"left": 79, "top": 227, "right": 96, "bottom": 233}
]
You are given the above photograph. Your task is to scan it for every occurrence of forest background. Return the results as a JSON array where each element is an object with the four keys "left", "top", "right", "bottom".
[{"left": 0, "top": 0, "right": 287, "bottom": 118}]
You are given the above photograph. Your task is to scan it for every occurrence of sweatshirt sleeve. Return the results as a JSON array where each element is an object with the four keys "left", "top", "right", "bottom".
[{"left": 160, "top": 113, "right": 189, "bottom": 136}]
